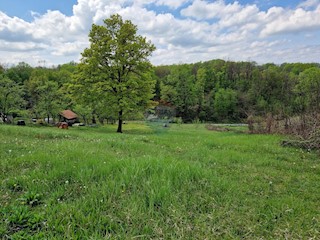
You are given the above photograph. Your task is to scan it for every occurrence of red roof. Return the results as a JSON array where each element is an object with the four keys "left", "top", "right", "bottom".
[{"left": 60, "top": 110, "right": 77, "bottom": 120}]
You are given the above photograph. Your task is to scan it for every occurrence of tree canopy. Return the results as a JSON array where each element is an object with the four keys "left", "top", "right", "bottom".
[
  {"left": 71, "top": 14, "right": 156, "bottom": 132},
  {"left": 0, "top": 75, "right": 25, "bottom": 122}
]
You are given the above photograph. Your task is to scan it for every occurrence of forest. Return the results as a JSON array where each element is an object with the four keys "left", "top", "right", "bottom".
[
  {"left": 154, "top": 60, "right": 320, "bottom": 143},
  {"left": 1, "top": 60, "right": 320, "bottom": 135}
]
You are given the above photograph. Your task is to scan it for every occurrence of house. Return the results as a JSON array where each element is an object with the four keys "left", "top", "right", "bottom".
[{"left": 59, "top": 110, "right": 78, "bottom": 126}]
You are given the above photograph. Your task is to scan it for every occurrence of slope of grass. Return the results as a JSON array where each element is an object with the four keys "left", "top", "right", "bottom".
[{"left": 1, "top": 123, "right": 319, "bottom": 239}]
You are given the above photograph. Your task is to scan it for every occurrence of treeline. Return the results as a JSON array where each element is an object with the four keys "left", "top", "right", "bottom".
[
  {"left": 0, "top": 62, "right": 77, "bottom": 124},
  {"left": 154, "top": 60, "right": 320, "bottom": 122},
  {"left": 1, "top": 60, "right": 320, "bottom": 131},
  {"left": 154, "top": 60, "right": 320, "bottom": 137},
  {"left": 0, "top": 61, "right": 150, "bottom": 125}
]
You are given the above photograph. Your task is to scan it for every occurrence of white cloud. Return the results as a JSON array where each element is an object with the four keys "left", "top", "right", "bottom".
[
  {"left": 51, "top": 42, "right": 87, "bottom": 56},
  {"left": 31, "top": 11, "right": 75, "bottom": 41},
  {"left": 0, "top": 12, "right": 34, "bottom": 42},
  {"left": 181, "top": 0, "right": 242, "bottom": 20},
  {"left": 260, "top": 5, "right": 320, "bottom": 37},
  {"left": 298, "top": 0, "right": 319, "bottom": 9},
  {"left": 218, "top": 4, "right": 260, "bottom": 28},
  {"left": 0, "top": 40, "right": 47, "bottom": 52},
  {"left": 0, "top": 0, "right": 319, "bottom": 66},
  {"left": 131, "top": 0, "right": 189, "bottom": 9},
  {"left": 155, "top": 0, "right": 190, "bottom": 9}
]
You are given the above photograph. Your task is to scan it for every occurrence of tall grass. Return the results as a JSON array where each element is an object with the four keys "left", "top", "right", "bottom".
[{"left": 1, "top": 123, "right": 319, "bottom": 239}]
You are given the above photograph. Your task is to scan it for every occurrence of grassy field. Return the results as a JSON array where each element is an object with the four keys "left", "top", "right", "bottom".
[{"left": 1, "top": 122, "right": 319, "bottom": 239}]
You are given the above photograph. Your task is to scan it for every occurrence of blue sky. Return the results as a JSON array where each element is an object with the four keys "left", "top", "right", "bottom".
[
  {"left": 0, "top": 0, "right": 77, "bottom": 21},
  {"left": 0, "top": 0, "right": 319, "bottom": 66},
  {"left": 0, "top": 0, "right": 306, "bottom": 21}
]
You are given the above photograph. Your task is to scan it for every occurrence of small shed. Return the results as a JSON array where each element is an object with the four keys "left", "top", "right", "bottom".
[{"left": 60, "top": 110, "right": 78, "bottom": 126}]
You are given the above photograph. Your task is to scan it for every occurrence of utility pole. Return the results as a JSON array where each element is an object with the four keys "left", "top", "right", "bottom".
[{"left": 38, "top": 60, "right": 46, "bottom": 68}]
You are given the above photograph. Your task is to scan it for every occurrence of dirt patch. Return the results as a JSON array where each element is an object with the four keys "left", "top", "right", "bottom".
[{"left": 206, "top": 124, "right": 230, "bottom": 132}]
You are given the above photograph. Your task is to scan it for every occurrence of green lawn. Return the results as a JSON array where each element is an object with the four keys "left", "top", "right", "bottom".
[{"left": 1, "top": 123, "right": 319, "bottom": 239}]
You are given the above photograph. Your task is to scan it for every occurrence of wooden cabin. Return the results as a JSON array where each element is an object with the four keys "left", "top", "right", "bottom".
[{"left": 59, "top": 110, "right": 78, "bottom": 126}]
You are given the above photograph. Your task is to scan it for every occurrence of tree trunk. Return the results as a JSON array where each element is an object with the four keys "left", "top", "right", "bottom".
[
  {"left": 92, "top": 115, "right": 96, "bottom": 124},
  {"left": 117, "top": 110, "right": 123, "bottom": 133},
  {"left": 98, "top": 116, "right": 104, "bottom": 125},
  {"left": 1, "top": 113, "right": 6, "bottom": 123}
]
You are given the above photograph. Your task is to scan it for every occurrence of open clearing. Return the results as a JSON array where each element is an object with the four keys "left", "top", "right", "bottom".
[{"left": 1, "top": 123, "right": 319, "bottom": 239}]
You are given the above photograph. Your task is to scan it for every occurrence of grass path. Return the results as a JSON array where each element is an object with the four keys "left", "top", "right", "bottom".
[{"left": 1, "top": 123, "right": 319, "bottom": 239}]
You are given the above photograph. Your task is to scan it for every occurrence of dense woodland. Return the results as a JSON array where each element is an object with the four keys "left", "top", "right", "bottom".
[{"left": 1, "top": 60, "right": 320, "bottom": 137}]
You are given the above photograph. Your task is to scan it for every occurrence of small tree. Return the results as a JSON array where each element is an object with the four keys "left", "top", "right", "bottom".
[
  {"left": 0, "top": 75, "right": 25, "bottom": 123},
  {"left": 73, "top": 104, "right": 93, "bottom": 125},
  {"left": 35, "top": 80, "right": 61, "bottom": 123},
  {"left": 72, "top": 14, "right": 156, "bottom": 133},
  {"left": 295, "top": 67, "right": 320, "bottom": 114},
  {"left": 25, "top": 69, "right": 62, "bottom": 122}
]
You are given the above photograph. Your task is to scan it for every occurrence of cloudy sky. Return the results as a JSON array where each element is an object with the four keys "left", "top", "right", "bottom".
[{"left": 0, "top": 0, "right": 319, "bottom": 66}]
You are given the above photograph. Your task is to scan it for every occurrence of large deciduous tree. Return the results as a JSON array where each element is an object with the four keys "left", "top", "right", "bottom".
[{"left": 72, "top": 14, "right": 156, "bottom": 133}]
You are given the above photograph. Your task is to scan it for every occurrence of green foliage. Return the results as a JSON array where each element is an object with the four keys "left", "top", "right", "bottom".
[
  {"left": 25, "top": 69, "right": 63, "bottom": 121},
  {"left": 71, "top": 14, "right": 156, "bottom": 132},
  {"left": 155, "top": 60, "right": 320, "bottom": 124},
  {"left": 35, "top": 81, "right": 61, "bottom": 122},
  {"left": 73, "top": 104, "right": 93, "bottom": 124},
  {"left": 160, "top": 82, "right": 177, "bottom": 104},
  {"left": 214, "top": 88, "right": 237, "bottom": 122},
  {"left": 1, "top": 55, "right": 320, "bottom": 126},
  {"left": 175, "top": 66, "right": 197, "bottom": 122},
  {"left": 0, "top": 75, "right": 25, "bottom": 122},
  {"left": 295, "top": 67, "right": 320, "bottom": 113},
  {"left": 195, "top": 67, "right": 206, "bottom": 108},
  {"left": 160, "top": 64, "right": 197, "bottom": 122},
  {"left": 5, "top": 62, "right": 32, "bottom": 84}
]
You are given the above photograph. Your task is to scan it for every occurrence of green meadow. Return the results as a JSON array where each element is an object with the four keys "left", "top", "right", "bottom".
[{"left": 1, "top": 123, "right": 319, "bottom": 239}]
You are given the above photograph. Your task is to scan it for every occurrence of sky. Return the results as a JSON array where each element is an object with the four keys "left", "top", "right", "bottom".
[{"left": 0, "top": 0, "right": 319, "bottom": 66}]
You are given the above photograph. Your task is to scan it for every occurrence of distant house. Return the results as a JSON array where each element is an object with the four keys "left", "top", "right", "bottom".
[{"left": 59, "top": 110, "right": 78, "bottom": 126}]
